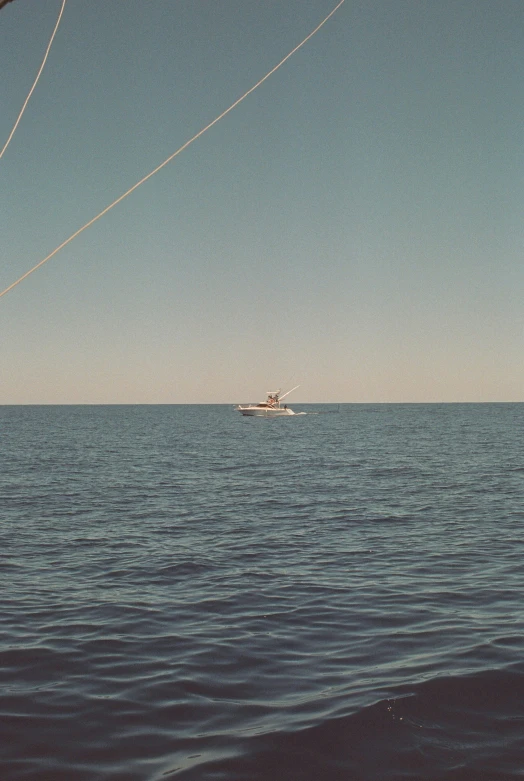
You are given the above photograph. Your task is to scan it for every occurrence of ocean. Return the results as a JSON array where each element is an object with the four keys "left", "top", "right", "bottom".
[{"left": 2, "top": 403, "right": 524, "bottom": 780}]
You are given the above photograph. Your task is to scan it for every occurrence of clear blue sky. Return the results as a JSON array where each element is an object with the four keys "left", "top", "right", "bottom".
[{"left": 1, "top": 0, "right": 522, "bottom": 403}]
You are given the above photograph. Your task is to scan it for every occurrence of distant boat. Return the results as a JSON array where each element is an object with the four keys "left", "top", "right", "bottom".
[{"left": 236, "top": 385, "right": 300, "bottom": 417}]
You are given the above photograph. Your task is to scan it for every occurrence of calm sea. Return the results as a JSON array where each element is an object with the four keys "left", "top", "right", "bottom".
[{"left": 2, "top": 403, "right": 524, "bottom": 780}]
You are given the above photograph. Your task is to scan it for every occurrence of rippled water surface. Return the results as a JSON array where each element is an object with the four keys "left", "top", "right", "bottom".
[{"left": 2, "top": 403, "right": 524, "bottom": 780}]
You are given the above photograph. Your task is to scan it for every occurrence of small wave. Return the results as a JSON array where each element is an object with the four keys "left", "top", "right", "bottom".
[{"left": 172, "top": 667, "right": 524, "bottom": 780}]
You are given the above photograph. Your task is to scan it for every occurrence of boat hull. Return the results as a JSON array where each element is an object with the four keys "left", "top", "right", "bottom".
[{"left": 237, "top": 406, "right": 295, "bottom": 417}]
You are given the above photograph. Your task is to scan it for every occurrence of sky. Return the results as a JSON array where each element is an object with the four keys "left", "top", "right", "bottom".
[{"left": 1, "top": 0, "right": 523, "bottom": 404}]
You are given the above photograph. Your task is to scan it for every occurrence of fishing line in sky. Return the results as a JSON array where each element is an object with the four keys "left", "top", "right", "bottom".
[
  {"left": 0, "top": 0, "right": 67, "bottom": 161},
  {"left": 0, "top": 0, "right": 345, "bottom": 300}
]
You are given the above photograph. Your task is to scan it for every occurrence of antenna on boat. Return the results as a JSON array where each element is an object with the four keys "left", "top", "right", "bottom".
[{"left": 279, "top": 385, "right": 300, "bottom": 401}]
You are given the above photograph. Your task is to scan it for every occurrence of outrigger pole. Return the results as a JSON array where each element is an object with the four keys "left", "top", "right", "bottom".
[{"left": 278, "top": 385, "right": 300, "bottom": 402}]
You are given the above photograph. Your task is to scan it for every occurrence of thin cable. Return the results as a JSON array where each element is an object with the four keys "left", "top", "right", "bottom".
[
  {"left": 0, "top": 0, "right": 67, "bottom": 160},
  {"left": 0, "top": 0, "right": 345, "bottom": 299}
]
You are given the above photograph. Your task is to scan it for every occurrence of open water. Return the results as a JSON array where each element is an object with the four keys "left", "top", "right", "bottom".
[{"left": 2, "top": 403, "right": 524, "bottom": 780}]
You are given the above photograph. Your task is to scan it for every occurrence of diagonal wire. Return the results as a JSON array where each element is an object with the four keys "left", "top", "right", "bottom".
[
  {"left": 0, "top": 0, "right": 345, "bottom": 299},
  {"left": 0, "top": 0, "right": 67, "bottom": 160}
]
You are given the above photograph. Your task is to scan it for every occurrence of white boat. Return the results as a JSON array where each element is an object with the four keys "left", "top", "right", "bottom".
[{"left": 236, "top": 386, "right": 300, "bottom": 417}]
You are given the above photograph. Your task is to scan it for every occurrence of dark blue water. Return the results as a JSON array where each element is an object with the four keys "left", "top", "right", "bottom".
[{"left": 2, "top": 403, "right": 524, "bottom": 780}]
